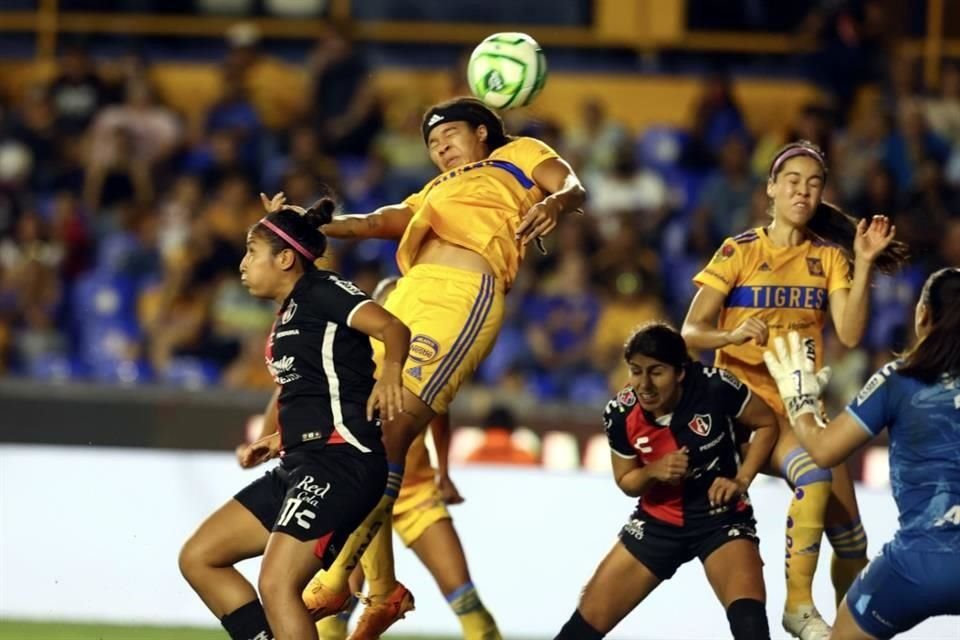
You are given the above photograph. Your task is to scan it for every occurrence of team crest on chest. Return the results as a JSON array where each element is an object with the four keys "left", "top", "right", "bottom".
[
  {"left": 280, "top": 298, "right": 298, "bottom": 325},
  {"left": 806, "top": 257, "right": 825, "bottom": 277},
  {"left": 617, "top": 387, "right": 637, "bottom": 408},
  {"left": 688, "top": 413, "right": 712, "bottom": 437}
]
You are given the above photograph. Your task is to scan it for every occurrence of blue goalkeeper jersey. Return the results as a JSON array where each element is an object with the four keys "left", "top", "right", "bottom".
[{"left": 846, "top": 361, "right": 960, "bottom": 553}]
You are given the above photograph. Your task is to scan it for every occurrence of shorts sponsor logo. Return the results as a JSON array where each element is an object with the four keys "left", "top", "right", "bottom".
[
  {"left": 295, "top": 475, "right": 331, "bottom": 506},
  {"left": 408, "top": 335, "right": 440, "bottom": 363},
  {"left": 280, "top": 298, "right": 298, "bottom": 325},
  {"left": 689, "top": 413, "right": 712, "bottom": 437},
  {"left": 623, "top": 518, "right": 645, "bottom": 541}
]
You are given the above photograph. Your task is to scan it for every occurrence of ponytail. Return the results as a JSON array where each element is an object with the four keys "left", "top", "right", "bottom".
[
  {"left": 898, "top": 268, "right": 960, "bottom": 383},
  {"left": 807, "top": 201, "right": 909, "bottom": 275}
]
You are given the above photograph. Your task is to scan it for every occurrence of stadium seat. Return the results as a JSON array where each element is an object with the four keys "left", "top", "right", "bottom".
[
  {"left": 162, "top": 357, "right": 222, "bottom": 389},
  {"left": 449, "top": 426, "right": 485, "bottom": 464},
  {"left": 540, "top": 431, "right": 580, "bottom": 471}
]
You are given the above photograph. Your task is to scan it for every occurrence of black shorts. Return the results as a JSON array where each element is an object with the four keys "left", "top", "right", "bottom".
[
  {"left": 235, "top": 445, "right": 386, "bottom": 566},
  {"left": 618, "top": 507, "right": 760, "bottom": 581}
]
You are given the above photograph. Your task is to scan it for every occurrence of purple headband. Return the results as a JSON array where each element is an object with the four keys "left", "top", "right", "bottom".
[
  {"left": 769, "top": 147, "right": 826, "bottom": 179},
  {"left": 259, "top": 217, "right": 316, "bottom": 262}
]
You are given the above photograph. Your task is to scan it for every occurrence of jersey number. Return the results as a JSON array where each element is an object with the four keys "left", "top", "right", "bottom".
[
  {"left": 934, "top": 504, "right": 960, "bottom": 527},
  {"left": 278, "top": 498, "right": 317, "bottom": 529}
]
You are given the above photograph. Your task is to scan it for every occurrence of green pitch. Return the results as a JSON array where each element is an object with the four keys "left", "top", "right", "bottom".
[{"left": 0, "top": 620, "right": 457, "bottom": 640}]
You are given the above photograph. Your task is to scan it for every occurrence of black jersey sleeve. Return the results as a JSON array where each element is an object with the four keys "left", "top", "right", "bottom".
[
  {"left": 709, "top": 367, "right": 752, "bottom": 418},
  {"left": 311, "top": 273, "right": 373, "bottom": 326},
  {"left": 603, "top": 387, "right": 638, "bottom": 458}
]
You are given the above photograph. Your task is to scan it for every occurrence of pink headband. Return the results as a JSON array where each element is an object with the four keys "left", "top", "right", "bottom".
[
  {"left": 259, "top": 217, "right": 316, "bottom": 261},
  {"left": 769, "top": 147, "right": 826, "bottom": 179}
]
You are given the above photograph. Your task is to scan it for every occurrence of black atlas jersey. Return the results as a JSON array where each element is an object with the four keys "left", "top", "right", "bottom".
[
  {"left": 265, "top": 269, "right": 382, "bottom": 455},
  {"left": 604, "top": 363, "right": 754, "bottom": 526}
]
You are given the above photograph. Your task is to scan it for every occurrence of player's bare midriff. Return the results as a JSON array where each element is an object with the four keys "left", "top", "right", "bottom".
[{"left": 413, "top": 231, "right": 495, "bottom": 276}]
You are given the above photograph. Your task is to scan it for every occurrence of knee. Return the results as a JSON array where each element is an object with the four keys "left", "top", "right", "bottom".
[
  {"left": 178, "top": 535, "right": 208, "bottom": 583},
  {"left": 726, "top": 598, "right": 769, "bottom": 640},
  {"left": 257, "top": 569, "right": 287, "bottom": 613}
]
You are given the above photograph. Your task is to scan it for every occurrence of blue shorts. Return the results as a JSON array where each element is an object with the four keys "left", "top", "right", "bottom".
[{"left": 845, "top": 542, "right": 960, "bottom": 639}]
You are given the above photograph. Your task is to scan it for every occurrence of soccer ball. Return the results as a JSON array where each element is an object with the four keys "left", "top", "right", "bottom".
[{"left": 467, "top": 32, "right": 547, "bottom": 109}]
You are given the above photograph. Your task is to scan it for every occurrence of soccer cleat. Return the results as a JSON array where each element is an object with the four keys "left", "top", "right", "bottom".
[
  {"left": 782, "top": 606, "right": 832, "bottom": 640},
  {"left": 303, "top": 581, "right": 353, "bottom": 621},
  {"left": 348, "top": 582, "right": 415, "bottom": 640}
]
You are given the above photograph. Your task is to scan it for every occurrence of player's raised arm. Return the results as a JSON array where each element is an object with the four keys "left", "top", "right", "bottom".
[
  {"left": 517, "top": 157, "right": 586, "bottom": 246},
  {"left": 261, "top": 191, "right": 414, "bottom": 240}
]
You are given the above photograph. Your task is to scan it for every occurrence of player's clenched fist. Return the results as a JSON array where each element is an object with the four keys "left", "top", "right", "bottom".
[
  {"left": 727, "top": 317, "right": 769, "bottom": 346},
  {"left": 650, "top": 447, "right": 689, "bottom": 484}
]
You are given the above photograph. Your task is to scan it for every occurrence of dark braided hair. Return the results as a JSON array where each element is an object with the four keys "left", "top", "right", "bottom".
[
  {"left": 768, "top": 140, "right": 909, "bottom": 275},
  {"left": 250, "top": 191, "right": 336, "bottom": 271}
]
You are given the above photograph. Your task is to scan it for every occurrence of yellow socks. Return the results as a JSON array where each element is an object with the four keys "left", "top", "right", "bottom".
[
  {"left": 826, "top": 517, "right": 868, "bottom": 605},
  {"left": 447, "top": 581, "right": 501, "bottom": 640},
  {"left": 782, "top": 448, "right": 832, "bottom": 612}
]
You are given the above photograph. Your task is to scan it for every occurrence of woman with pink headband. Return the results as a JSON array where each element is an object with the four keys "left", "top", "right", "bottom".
[
  {"left": 682, "top": 140, "right": 908, "bottom": 640},
  {"left": 179, "top": 194, "right": 412, "bottom": 640}
]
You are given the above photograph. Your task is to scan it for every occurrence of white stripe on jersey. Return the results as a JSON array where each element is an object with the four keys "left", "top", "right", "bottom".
[{"left": 322, "top": 322, "right": 372, "bottom": 453}]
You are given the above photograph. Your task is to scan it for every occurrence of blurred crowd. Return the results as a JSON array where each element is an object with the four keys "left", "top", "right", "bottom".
[{"left": 0, "top": 13, "right": 958, "bottom": 415}]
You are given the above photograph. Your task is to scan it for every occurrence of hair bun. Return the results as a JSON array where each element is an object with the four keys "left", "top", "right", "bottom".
[{"left": 303, "top": 197, "right": 336, "bottom": 227}]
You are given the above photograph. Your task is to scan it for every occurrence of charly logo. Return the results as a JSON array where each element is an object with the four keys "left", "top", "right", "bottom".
[
  {"left": 408, "top": 334, "right": 440, "bottom": 363},
  {"left": 688, "top": 413, "right": 712, "bottom": 437},
  {"left": 281, "top": 298, "right": 298, "bottom": 325}
]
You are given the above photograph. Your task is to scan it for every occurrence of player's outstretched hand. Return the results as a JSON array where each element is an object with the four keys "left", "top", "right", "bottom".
[
  {"left": 260, "top": 191, "right": 307, "bottom": 216},
  {"left": 650, "top": 447, "right": 689, "bottom": 484},
  {"left": 367, "top": 362, "right": 405, "bottom": 423},
  {"left": 728, "top": 317, "right": 769, "bottom": 346},
  {"left": 854, "top": 214, "right": 896, "bottom": 264},
  {"left": 237, "top": 432, "right": 281, "bottom": 469},
  {"left": 437, "top": 473, "right": 465, "bottom": 505},
  {"left": 763, "top": 332, "right": 831, "bottom": 424},
  {"left": 517, "top": 198, "right": 562, "bottom": 247},
  {"left": 708, "top": 476, "right": 748, "bottom": 507}
]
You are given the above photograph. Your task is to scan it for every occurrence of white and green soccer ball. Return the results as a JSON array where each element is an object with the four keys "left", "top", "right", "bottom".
[{"left": 467, "top": 32, "right": 547, "bottom": 109}]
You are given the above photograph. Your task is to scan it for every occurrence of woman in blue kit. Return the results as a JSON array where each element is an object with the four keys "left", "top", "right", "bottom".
[{"left": 763, "top": 267, "right": 960, "bottom": 639}]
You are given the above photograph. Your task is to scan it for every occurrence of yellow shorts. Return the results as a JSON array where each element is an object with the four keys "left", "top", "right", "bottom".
[
  {"left": 722, "top": 359, "right": 785, "bottom": 417},
  {"left": 393, "top": 478, "right": 451, "bottom": 547},
  {"left": 372, "top": 264, "right": 505, "bottom": 414}
]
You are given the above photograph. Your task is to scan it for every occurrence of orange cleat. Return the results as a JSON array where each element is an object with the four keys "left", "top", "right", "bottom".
[
  {"left": 303, "top": 581, "right": 353, "bottom": 621},
  {"left": 348, "top": 582, "right": 415, "bottom": 640}
]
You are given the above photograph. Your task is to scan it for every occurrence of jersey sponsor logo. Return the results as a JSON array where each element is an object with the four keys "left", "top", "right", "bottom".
[
  {"left": 622, "top": 517, "right": 645, "bottom": 541},
  {"left": 689, "top": 413, "right": 712, "bottom": 437},
  {"left": 699, "top": 432, "right": 725, "bottom": 451},
  {"left": 806, "top": 257, "right": 825, "bottom": 276},
  {"left": 719, "top": 369, "right": 743, "bottom": 390},
  {"left": 711, "top": 243, "right": 735, "bottom": 263},
  {"left": 275, "top": 329, "right": 300, "bottom": 339},
  {"left": 726, "top": 285, "right": 827, "bottom": 310},
  {"left": 617, "top": 387, "right": 637, "bottom": 407},
  {"left": 856, "top": 369, "right": 889, "bottom": 406},
  {"left": 328, "top": 275, "right": 366, "bottom": 296},
  {"left": 633, "top": 435, "right": 653, "bottom": 454},
  {"left": 408, "top": 334, "right": 440, "bottom": 363},
  {"left": 280, "top": 298, "right": 298, "bottom": 324},
  {"left": 267, "top": 355, "right": 301, "bottom": 384}
]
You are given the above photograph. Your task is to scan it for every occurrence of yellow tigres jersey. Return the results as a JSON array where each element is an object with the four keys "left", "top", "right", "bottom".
[
  {"left": 398, "top": 136, "right": 559, "bottom": 289},
  {"left": 693, "top": 227, "right": 852, "bottom": 370}
]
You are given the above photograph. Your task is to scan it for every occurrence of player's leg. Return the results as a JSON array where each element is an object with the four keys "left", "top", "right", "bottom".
[
  {"left": 408, "top": 517, "right": 500, "bottom": 639},
  {"left": 314, "top": 565, "right": 364, "bottom": 640},
  {"left": 178, "top": 498, "right": 272, "bottom": 640},
  {"left": 555, "top": 540, "right": 662, "bottom": 638},
  {"left": 700, "top": 528, "right": 769, "bottom": 640},
  {"left": 304, "top": 390, "right": 431, "bottom": 611},
  {"left": 823, "top": 461, "right": 868, "bottom": 605},
  {"left": 770, "top": 414, "right": 833, "bottom": 639},
  {"left": 260, "top": 532, "right": 328, "bottom": 640}
]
